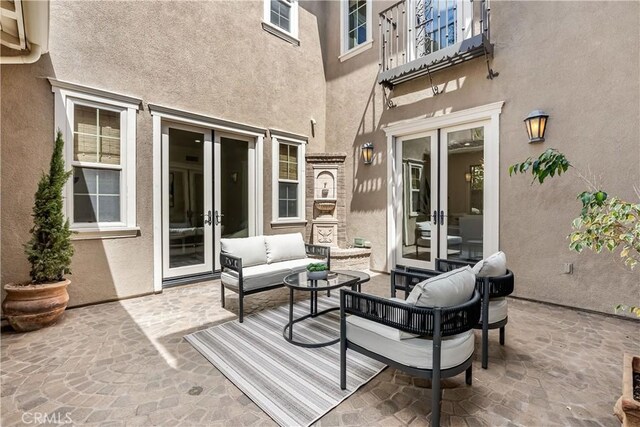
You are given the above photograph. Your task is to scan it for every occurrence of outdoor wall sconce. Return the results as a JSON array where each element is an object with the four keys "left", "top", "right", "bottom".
[
  {"left": 465, "top": 172, "right": 472, "bottom": 182},
  {"left": 361, "top": 142, "right": 374, "bottom": 165},
  {"left": 524, "top": 110, "right": 549, "bottom": 143}
]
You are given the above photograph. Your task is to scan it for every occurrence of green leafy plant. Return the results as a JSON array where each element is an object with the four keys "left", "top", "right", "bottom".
[
  {"left": 508, "top": 148, "right": 571, "bottom": 184},
  {"left": 510, "top": 148, "right": 639, "bottom": 317},
  {"left": 306, "top": 263, "right": 328, "bottom": 272},
  {"left": 24, "top": 130, "right": 74, "bottom": 283},
  {"left": 570, "top": 194, "right": 640, "bottom": 269}
]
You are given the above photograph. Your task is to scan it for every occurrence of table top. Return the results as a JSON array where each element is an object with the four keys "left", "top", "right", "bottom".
[
  {"left": 331, "top": 270, "right": 371, "bottom": 284},
  {"left": 283, "top": 271, "right": 360, "bottom": 291}
]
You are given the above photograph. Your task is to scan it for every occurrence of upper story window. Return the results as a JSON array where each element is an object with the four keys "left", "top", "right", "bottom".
[
  {"left": 49, "top": 79, "right": 140, "bottom": 237},
  {"left": 340, "top": 0, "right": 373, "bottom": 60},
  {"left": 263, "top": 0, "right": 299, "bottom": 44},
  {"left": 271, "top": 133, "right": 306, "bottom": 224}
]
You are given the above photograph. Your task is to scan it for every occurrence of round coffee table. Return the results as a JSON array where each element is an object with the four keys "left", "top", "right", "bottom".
[{"left": 283, "top": 271, "right": 361, "bottom": 348}]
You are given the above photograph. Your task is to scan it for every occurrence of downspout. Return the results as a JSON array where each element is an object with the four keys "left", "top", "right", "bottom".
[{"left": 0, "top": 43, "right": 42, "bottom": 64}]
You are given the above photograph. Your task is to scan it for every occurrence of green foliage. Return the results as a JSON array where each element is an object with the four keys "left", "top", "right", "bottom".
[
  {"left": 306, "top": 263, "right": 328, "bottom": 272},
  {"left": 25, "top": 130, "right": 74, "bottom": 283},
  {"left": 615, "top": 304, "right": 640, "bottom": 317},
  {"left": 508, "top": 148, "right": 570, "bottom": 184},
  {"left": 569, "top": 194, "right": 640, "bottom": 269}
]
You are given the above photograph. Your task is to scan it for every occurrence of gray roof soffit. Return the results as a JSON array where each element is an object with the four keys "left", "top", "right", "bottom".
[
  {"left": 378, "top": 34, "right": 491, "bottom": 85},
  {"left": 148, "top": 104, "right": 267, "bottom": 135}
]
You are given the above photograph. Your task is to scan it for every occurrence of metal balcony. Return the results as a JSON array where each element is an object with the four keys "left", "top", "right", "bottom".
[{"left": 378, "top": 0, "right": 495, "bottom": 88}]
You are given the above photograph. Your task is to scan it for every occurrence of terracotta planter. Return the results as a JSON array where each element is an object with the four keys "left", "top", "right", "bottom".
[
  {"left": 615, "top": 353, "right": 640, "bottom": 427},
  {"left": 2, "top": 279, "right": 70, "bottom": 332}
]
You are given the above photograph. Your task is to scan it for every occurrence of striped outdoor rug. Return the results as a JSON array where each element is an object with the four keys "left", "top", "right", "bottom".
[{"left": 185, "top": 295, "right": 386, "bottom": 427}]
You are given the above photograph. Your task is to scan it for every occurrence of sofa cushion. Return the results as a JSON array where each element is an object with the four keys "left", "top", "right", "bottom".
[
  {"left": 346, "top": 315, "right": 474, "bottom": 369},
  {"left": 264, "top": 233, "right": 307, "bottom": 263},
  {"left": 271, "top": 258, "right": 316, "bottom": 272},
  {"left": 472, "top": 251, "right": 507, "bottom": 277},
  {"left": 221, "top": 263, "right": 290, "bottom": 291},
  {"left": 220, "top": 236, "right": 267, "bottom": 267},
  {"left": 405, "top": 266, "right": 476, "bottom": 308}
]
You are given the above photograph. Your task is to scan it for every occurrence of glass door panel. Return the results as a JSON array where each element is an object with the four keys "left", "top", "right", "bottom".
[
  {"left": 441, "top": 124, "right": 486, "bottom": 262},
  {"left": 162, "top": 125, "right": 213, "bottom": 279},
  {"left": 395, "top": 132, "right": 438, "bottom": 269},
  {"left": 220, "top": 137, "right": 249, "bottom": 239}
]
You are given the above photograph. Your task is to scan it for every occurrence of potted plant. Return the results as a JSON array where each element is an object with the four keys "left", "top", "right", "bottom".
[
  {"left": 306, "top": 262, "right": 329, "bottom": 280},
  {"left": 2, "top": 130, "right": 74, "bottom": 332}
]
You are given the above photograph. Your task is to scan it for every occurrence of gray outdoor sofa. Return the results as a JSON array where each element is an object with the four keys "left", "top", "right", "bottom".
[{"left": 219, "top": 233, "right": 330, "bottom": 322}]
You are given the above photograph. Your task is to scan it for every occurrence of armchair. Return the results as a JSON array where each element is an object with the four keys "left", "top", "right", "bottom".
[
  {"left": 392, "top": 257, "right": 514, "bottom": 369},
  {"left": 340, "top": 288, "right": 481, "bottom": 426}
]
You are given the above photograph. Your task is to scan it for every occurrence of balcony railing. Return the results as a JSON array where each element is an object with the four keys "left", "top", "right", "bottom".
[{"left": 378, "top": 0, "right": 494, "bottom": 87}]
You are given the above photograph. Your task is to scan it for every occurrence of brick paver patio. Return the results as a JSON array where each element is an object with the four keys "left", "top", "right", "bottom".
[{"left": 1, "top": 273, "right": 638, "bottom": 426}]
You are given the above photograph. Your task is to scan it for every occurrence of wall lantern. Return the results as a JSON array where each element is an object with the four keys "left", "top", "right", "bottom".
[
  {"left": 465, "top": 172, "right": 472, "bottom": 182},
  {"left": 361, "top": 142, "right": 374, "bottom": 165},
  {"left": 524, "top": 110, "right": 549, "bottom": 143}
]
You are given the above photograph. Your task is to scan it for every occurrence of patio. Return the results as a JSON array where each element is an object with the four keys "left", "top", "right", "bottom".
[{"left": 2, "top": 273, "right": 638, "bottom": 426}]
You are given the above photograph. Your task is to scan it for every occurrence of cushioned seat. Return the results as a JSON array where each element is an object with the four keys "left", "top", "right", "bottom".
[
  {"left": 485, "top": 297, "right": 508, "bottom": 324},
  {"left": 346, "top": 316, "right": 474, "bottom": 370},
  {"left": 221, "top": 257, "right": 317, "bottom": 291}
]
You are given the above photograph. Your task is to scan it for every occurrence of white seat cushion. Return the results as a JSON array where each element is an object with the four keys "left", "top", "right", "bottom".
[
  {"left": 472, "top": 251, "right": 507, "bottom": 277},
  {"left": 221, "top": 263, "right": 290, "bottom": 291},
  {"left": 271, "top": 258, "right": 316, "bottom": 271},
  {"left": 220, "top": 258, "right": 318, "bottom": 292},
  {"left": 481, "top": 297, "right": 508, "bottom": 324},
  {"left": 406, "top": 266, "right": 476, "bottom": 308},
  {"left": 265, "top": 233, "right": 307, "bottom": 263},
  {"left": 220, "top": 236, "right": 267, "bottom": 267},
  {"left": 346, "top": 315, "right": 474, "bottom": 370}
]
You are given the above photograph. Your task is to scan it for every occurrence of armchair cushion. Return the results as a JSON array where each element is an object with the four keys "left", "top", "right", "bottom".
[
  {"left": 220, "top": 258, "right": 316, "bottom": 291},
  {"left": 484, "top": 297, "right": 508, "bottom": 324},
  {"left": 406, "top": 266, "right": 476, "bottom": 308},
  {"left": 265, "top": 233, "right": 307, "bottom": 263},
  {"left": 220, "top": 236, "right": 267, "bottom": 267},
  {"left": 346, "top": 315, "right": 474, "bottom": 369},
  {"left": 472, "top": 251, "right": 507, "bottom": 277}
]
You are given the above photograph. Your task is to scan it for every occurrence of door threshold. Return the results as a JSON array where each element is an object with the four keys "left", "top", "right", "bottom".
[{"left": 163, "top": 271, "right": 221, "bottom": 288}]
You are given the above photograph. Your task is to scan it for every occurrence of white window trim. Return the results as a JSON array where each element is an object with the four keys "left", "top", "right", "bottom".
[
  {"left": 263, "top": 0, "right": 299, "bottom": 44},
  {"left": 271, "top": 134, "right": 305, "bottom": 225},
  {"left": 339, "top": 0, "right": 373, "bottom": 60},
  {"left": 408, "top": 162, "right": 423, "bottom": 217},
  {"left": 50, "top": 79, "right": 140, "bottom": 238},
  {"left": 385, "top": 101, "right": 504, "bottom": 272}
]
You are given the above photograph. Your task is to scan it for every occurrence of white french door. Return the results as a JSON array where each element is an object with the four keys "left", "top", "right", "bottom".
[
  {"left": 395, "top": 120, "right": 496, "bottom": 269},
  {"left": 162, "top": 123, "right": 213, "bottom": 279}
]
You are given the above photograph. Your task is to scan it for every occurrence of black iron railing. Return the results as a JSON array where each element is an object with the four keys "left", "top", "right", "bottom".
[{"left": 379, "top": 0, "right": 492, "bottom": 76}]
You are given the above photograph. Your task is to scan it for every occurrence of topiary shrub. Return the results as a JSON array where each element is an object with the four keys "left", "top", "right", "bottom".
[{"left": 24, "top": 130, "right": 74, "bottom": 283}]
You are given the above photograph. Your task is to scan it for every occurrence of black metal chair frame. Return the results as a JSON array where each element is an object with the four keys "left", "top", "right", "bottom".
[
  {"left": 340, "top": 289, "right": 481, "bottom": 426},
  {"left": 220, "top": 243, "right": 330, "bottom": 323},
  {"left": 391, "top": 259, "right": 514, "bottom": 369}
]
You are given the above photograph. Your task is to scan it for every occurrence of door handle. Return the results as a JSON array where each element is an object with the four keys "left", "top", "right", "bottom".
[
  {"left": 439, "top": 210, "right": 445, "bottom": 226},
  {"left": 204, "top": 210, "right": 212, "bottom": 226},
  {"left": 432, "top": 210, "right": 438, "bottom": 225},
  {"left": 214, "top": 210, "right": 224, "bottom": 226}
]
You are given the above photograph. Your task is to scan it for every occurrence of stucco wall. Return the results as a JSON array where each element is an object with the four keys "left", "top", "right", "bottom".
[
  {"left": 1, "top": 1, "right": 327, "bottom": 308},
  {"left": 322, "top": 1, "right": 640, "bottom": 315}
]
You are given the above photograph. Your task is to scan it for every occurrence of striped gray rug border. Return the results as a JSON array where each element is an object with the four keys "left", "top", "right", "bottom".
[{"left": 185, "top": 295, "right": 386, "bottom": 427}]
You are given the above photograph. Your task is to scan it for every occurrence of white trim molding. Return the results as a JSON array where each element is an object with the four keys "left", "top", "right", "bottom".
[
  {"left": 385, "top": 101, "right": 504, "bottom": 272},
  {"left": 271, "top": 134, "right": 306, "bottom": 226},
  {"left": 263, "top": 0, "right": 299, "bottom": 45},
  {"left": 340, "top": 0, "right": 373, "bottom": 60},
  {"left": 50, "top": 79, "right": 139, "bottom": 238}
]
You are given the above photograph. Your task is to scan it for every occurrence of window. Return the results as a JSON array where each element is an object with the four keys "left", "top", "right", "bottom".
[
  {"left": 271, "top": 133, "right": 305, "bottom": 224},
  {"left": 50, "top": 79, "right": 140, "bottom": 237},
  {"left": 263, "top": 0, "right": 299, "bottom": 43},
  {"left": 409, "top": 163, "right": 422, "bottom": 216},
  {"left": 340, "top": 0, "right": 372, "bottom": 59}
]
